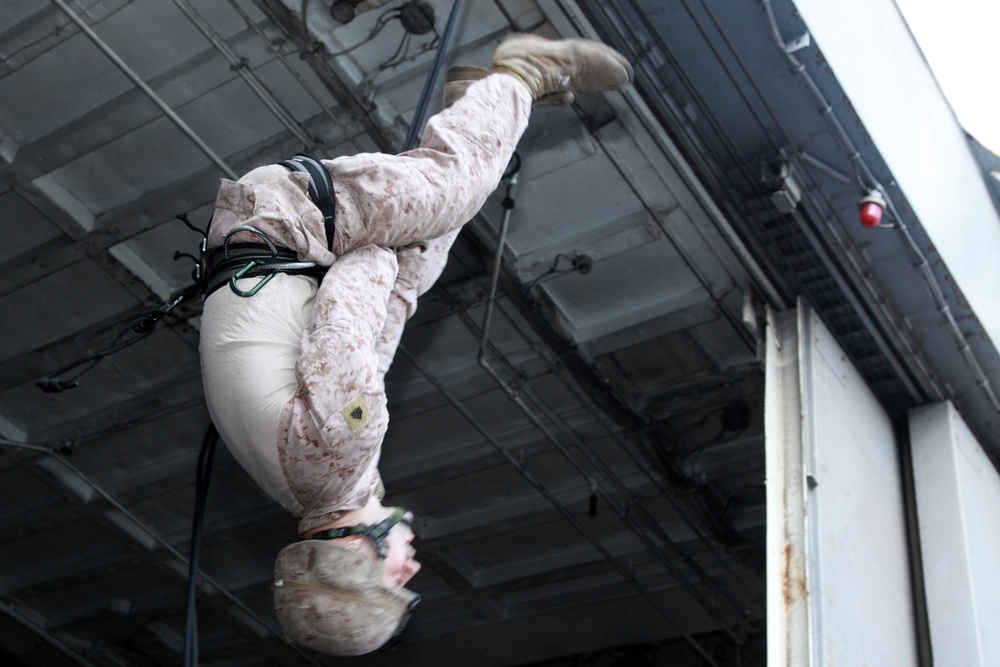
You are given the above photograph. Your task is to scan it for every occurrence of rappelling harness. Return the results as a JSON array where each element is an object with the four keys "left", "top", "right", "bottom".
[
  {"left": 202, "top": 154, "right": 335, "bottom": 299},
  {"left": 204, "top": 157, "right": 419, "bottom": 560}
]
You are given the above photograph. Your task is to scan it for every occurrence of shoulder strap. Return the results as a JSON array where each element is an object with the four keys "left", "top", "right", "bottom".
[{"left": 279, "top": 154, "right": 337, "bottom": 251}]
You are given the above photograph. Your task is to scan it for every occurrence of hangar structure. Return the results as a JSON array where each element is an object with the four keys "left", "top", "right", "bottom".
[{"left": 1, "top": 1, "right": 998, "bottom": 665}]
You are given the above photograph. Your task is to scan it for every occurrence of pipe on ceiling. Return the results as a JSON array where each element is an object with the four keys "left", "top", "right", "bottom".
[
  {"left": 170, "top": 0, "right": 319, "bottom": 154},
  {"left": 398, "top": 345, "right": 727, "bottom": 667},
  {"left": 0, "top": 598, "right": 101, "bottom": 667},
  {"left": 50, "top": 0, "right": 238, "bottom": 180},
  {"left": 0, "top": 439, "right": 324, "bottom": 666},
  {"left": 223, "top": 0, "right": 366, "bottom": 153}
]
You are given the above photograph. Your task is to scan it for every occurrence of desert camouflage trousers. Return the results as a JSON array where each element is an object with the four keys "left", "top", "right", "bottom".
[{"left": 200, "top": 73, "right": 531, "bottom": 536}]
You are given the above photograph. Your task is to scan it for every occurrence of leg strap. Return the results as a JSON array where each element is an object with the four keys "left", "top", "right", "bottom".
[
  {"left": 279, "top": 154, "right": 337, "bottom": 251},
  {"left": 204, "top": 225, "right": 325, "bottom": 297}
]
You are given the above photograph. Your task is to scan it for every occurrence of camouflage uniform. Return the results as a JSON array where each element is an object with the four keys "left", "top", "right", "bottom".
[{"left": 200, "top": 74, "right": 531, "bottom": 536}]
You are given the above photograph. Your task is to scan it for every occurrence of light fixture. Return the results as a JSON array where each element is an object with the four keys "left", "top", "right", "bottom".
[
  {"left": 329, "top": 0, "right": 395, "bottom": 24},
  {"left": 762, "top": 158, "right": 802, "bottom": 214},
  {"left": 859, "top": 189, "right": 886, "bottom": 228}
]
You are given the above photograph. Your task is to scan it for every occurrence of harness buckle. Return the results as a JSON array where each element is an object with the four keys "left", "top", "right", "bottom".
[{"left": 230, "top": 259, "right": 275, "bottom": 297}]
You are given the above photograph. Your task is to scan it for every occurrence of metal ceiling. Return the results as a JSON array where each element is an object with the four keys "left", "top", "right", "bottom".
[
  {"left": 2, "top": 1, "right": 997, "bottom": 666},
  {"left": 580, "top": 0, "right": 1000, "bottom": 447}
]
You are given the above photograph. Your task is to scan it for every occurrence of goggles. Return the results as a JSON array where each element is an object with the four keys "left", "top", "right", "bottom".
[{"left": 309, "top": 506, "right": 409, "bottom": 558}]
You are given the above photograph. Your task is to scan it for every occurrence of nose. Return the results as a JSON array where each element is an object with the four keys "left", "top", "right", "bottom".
[{"left": 395, "top": 556, "right": 421, "bottom": 587}]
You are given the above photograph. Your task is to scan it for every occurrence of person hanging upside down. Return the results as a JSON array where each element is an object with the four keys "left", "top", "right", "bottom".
[{"left": 198, "top": 34, "right": 633, "bottom": 656}]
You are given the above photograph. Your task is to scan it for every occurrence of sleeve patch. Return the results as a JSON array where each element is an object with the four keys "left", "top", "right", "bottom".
[{"left": 340, "top": 394, "right": 372, "bottom": 433}]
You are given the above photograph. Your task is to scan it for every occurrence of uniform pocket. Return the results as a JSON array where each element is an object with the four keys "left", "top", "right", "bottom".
[
  {"left": 209, "top": 179, "right": 258, "bottom": 246},
  {"left": 214, "top": 179, "right": 255, "bottom": 216}
]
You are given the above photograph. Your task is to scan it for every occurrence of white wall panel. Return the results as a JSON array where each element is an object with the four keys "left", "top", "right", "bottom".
[
  {"left": 766, "top": 302, "right": 918, "bottom": 666},
  {"left": 910, "top": 401, "right": 1000, "bottom": 667}
]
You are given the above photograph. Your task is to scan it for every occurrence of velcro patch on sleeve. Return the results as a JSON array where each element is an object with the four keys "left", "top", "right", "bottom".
[{"left": 340, "top": 394, "right": 371, "bottom": 433}]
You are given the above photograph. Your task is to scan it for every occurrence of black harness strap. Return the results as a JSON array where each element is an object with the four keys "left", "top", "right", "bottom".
[
  {"left": 279, "top": 154, "right": 337, "bottom": 251},
  {"left": 203, "top": 242, "right": 325, "bottom": 297}
]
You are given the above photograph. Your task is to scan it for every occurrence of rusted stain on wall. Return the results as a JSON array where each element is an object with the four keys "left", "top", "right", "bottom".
[{"left": 782, "top": 542, "right": 807, "bottom": 608}]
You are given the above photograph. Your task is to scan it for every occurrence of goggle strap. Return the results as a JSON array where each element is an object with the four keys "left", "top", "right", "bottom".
[
  {"left": 309, "top": 507, "right": 407, "bottom": 558},
  {"left": 364, "top": 507, "right": 406, "bottom": 542}
]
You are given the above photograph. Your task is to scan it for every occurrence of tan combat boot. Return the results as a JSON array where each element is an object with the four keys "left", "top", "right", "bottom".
[
  {"left": 443, "top": 64, "right": 576, "bottom": 108},
  {"left": 492, "top": 34, "right": 633, "bottom": 103},
  {"left": 443, "top": 66, "right": 491, "bottom": 107}
]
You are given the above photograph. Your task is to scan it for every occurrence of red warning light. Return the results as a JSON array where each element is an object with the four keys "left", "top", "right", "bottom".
[{"left": 859, "top": 190, "right": 886, "bottom": 228}]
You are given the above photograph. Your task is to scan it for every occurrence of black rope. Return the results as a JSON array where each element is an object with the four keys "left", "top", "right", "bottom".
[
  {"left": 35, "top": 282, "right": 200, "bottom": 393},
  {"left": 503, "top": 151, "right": 522, "bottom": 181},
  {"left": 36, "top": 214, "right": 210, "bottom": 394},
  {"left": 183, "top": 422, "right": 219, "bottom": 667},
  {"left": 402, "top": 0, "right": 462, "bottom": 151},
  {"left": 176, "top": 212, "right": 207, "bottom": 237}
]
